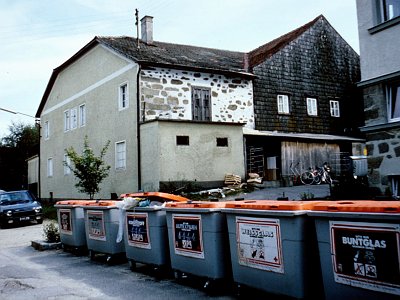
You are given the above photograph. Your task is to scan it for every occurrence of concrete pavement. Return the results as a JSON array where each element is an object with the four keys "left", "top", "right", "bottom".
[{"left": 223, "top": 183, "right": 331, "bottom": 201}]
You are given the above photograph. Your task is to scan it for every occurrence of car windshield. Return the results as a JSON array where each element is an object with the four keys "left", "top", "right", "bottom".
[{"left": 0, "top": 192, "right": 34, "bottom": 205}]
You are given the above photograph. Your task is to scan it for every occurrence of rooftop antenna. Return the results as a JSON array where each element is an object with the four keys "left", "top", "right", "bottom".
[{"left": 135, "top": 9, "right": 140, "bottom": 49}]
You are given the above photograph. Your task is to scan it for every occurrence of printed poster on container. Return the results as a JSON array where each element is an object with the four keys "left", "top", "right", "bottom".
[
  {"left": 126, "top": 212, "right": 151, "bottom": 249},
  {"left": 236, "top": 217, "right": 284, "bottom": 273},
  {"left": 172, "top": 214, "right": 204, "bottom": 259},
  {"left": 87, "top": 210, "right": 106, "bottom": 241},
  {"left": 330, "top": 221, "right": 400, "bottom": 295},
  {"left": 59, "top": 209, "right": 72, "bottom": 235}
]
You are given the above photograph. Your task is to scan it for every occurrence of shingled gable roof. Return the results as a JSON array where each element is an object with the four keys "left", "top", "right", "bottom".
[
  {"left": 36, "top": 37, "right": 252, "bottom": 117},
  {"left": 247, "top": 14, "right": 323, "bottom": 68},
  {"left": 36, "top": 14, "right": 332, "bottom": 117}
]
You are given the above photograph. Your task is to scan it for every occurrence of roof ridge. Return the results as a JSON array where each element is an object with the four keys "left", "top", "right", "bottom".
[{"left": 247, "top": 14, "right": 324, "bottom": 67}]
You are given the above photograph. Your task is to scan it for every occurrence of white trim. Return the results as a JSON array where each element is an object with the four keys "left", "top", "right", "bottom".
[{"left": 42, "top": 63, "right": 135, "bottom": 115}]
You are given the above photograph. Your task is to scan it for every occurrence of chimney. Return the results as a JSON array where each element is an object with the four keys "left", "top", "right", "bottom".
[{"left": 141, "top": 16, "right": 153, "bottom": 44}]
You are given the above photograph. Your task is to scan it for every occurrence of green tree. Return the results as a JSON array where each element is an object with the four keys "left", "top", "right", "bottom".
[
  {"left": 64, "top": 136, "right": 111, "bottom": 199},
  {"left": 0, "top": 121, "right": 39, "bottom": 191}
]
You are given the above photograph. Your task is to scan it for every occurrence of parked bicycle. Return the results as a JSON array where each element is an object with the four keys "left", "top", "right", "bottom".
[
  {"left": 290, "top": 161, "right": 316, "bottom": 185},
  {"left": 302, "top": 162, "right": 333, "bottom": 185}
]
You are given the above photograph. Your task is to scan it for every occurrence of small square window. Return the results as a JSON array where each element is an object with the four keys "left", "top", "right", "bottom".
[
  {"left": 119, "top": 83, "right": 129, "bottom": 110},
  {"left": 216, "top": 137, "right": 228, "bottom": 147},
  {"left": 277, "top": 95, "right": 290, "bottom": 114},
  {"left": 176, "top": 136, "right": 189, "bottom": 146},
  {"left": 70, "top": 107, "right": 78, "bottom": 129},
  {"left": 64, "top": 110, "right": 70, "bottom": 132},
  {"left": 44, "top": 121, "right": 50, "bottom": 140},
  {"left": 387, "top": 81, "right": 400, "bottom": 121},
  {"left": 306, "top": 98, "right": 318, "bottom": 116},
  {"left": 330, "top": 100, "right": 340, "bottom": 117},
  {"left": 115, "top": 141, "right": 126, "bottom": 170},
  {"left": 79, "top": 104, "right": 86, "bottom": 127}
]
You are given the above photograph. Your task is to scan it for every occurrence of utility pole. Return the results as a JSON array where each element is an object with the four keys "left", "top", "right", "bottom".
[{"left": 135, "top": 9, "right": 140, "bottom": 49}]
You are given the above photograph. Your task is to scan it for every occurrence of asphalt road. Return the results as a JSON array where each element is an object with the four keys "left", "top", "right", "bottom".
[{"left": 0, "top": 222, "right": 238, "bottom": 300}]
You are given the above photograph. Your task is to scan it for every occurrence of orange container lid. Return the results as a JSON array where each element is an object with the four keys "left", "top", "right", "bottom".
[
  {"left": 310, "top": 200, "right": 400, "bottom": 213},
  {"left": 224, "top": 200, "right": 322, "bottom": 211},
  {"left": 55, "top": 200, "right": 97, "bottom": 206},
  {"left": 165, "top": 201, "right": 226, "bottom": 209},
  {"left": 80, "top": 200, "right": 120, "bottom": 207},
  {"left": 120, "top": 192, "right": 189, "bottom": 202}
]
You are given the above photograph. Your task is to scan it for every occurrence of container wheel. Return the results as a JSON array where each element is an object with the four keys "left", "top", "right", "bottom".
[
  {"left": 129, "top": 260, "right": 136, "bottom": 271},
  {"left": 89, "top": 250, "right": 96, "bottom": 260}
]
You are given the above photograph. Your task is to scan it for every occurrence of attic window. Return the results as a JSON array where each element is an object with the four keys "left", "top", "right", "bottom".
[{"left": 176, "top": 136, "right": 189, "bottom": 146}]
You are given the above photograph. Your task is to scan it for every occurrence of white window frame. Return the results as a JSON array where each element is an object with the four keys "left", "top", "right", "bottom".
[
  {"left": 79, "top": 104, "right": 86, "bottom": 127},
  {"left": 47, "top": 158, "right": 53, "bottom": 177},
  {"left": 119, "top": 83, "right": 129, "bottom": 110},
  {"left": 70, "top": 107, "right": 78, "bottom": 130},
  {"left": 63, "top": 154, "right": 71, "bottom": 175},
  {"left": 306, "top": 97, "right": 318, "bottom": 116},
  {"left": 44, "top": 121, "right": 50, "bottom": 140},
  {"left": 64, "top": 110, "right": 70, "bottom": 132},
  {"left": 330, "top": 100, "right": 340, "bottom": 117},
  {"left": 387, "top": 81, "right": 400, "bottom": 122},
  {"left": 277, "top": 94, "right": 290, "bottom": 114},
  {"left": 115, "top": 141, "right": 126, "bottom": 170}
]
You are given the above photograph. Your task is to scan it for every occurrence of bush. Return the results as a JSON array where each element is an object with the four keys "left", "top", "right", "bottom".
[
  {"left": 43, "top": 221, "right": 60, "bottom": 243},
  {"left": 42, "top": 204, "right": 57, "bottom": 220}
]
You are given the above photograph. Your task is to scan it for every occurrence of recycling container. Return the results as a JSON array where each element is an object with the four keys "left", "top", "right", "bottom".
[
  {"left": 54, "top": 200, "right": 96, "bottom": 254},
  {"left": 121, "top": 192, "right": 188, "bottom": 271},
  {"left": 82, "top": 200, "right": 125, "bottom": 261},
  {"left": 308, "top": 200, "right": 400, "bottom": 300},
  {"left": 223, "top": 200, "right": 323, "bottom": 299},
  {"left": 164, "top": 201, "right": 231, "bottom": 286}
]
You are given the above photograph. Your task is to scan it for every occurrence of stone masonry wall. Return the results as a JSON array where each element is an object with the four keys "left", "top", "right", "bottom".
[{"left": 140, "top": 67, "right": 254, "bottom": 129}]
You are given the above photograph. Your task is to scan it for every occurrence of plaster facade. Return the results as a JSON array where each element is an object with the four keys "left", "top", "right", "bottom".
[
  {"left": 140, "top": 120, "right": 245, "bottom": 191},
  {"left": 40, "top": 45, "right": 139, "bottom": 200}
]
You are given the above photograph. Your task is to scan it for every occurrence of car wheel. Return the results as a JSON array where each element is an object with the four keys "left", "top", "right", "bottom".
[{"left": 36, "top": 219, "right": 43, "bottom": 224}]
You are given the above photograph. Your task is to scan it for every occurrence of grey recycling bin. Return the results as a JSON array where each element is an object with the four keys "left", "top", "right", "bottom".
[
  {"left": 55, "top": 200, "right": 96, "bottom": 254},
  {"left": 224, "top": 200, "right": 324, "bottom": 299},
  {"left": 309, "top": 200, "right": 400, "bottom": 300},
  {"left": 164, "top": 201, "right": 231, "bottom": 288},
  {"left": 82, "top": 200, "right": 125, "bottom": 262},
  {"left": 122, "top": 192, "right": 189, "bottom": 272}
]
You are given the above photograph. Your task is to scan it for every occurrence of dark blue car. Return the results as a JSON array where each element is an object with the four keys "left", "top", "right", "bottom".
[{"left": 0, "top": 190, "right": 43, "bottom": 228}]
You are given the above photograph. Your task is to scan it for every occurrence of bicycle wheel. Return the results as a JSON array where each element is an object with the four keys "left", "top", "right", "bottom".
[
  {"left": 325, "top": 173, "right": 333, "bottom": 184},
  {"left": 313, "top": 174, "right": 321, "bottom": 185},
  {"left": 300, "top": 171, "right": 314, "bottom": 185}
]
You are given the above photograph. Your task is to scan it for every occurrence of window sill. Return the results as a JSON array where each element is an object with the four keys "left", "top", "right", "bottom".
[{"left": 368, "top": 16, "right": 400, "bottom": 34}]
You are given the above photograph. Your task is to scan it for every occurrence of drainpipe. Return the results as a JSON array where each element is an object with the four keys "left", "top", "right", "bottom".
[{"left": 136, "top": 65, "right": 142, "bottom": 191}]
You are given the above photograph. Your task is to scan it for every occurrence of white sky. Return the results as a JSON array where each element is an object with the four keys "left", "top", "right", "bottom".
[{"left": 0, "top": 0, "right": 360, "bottom": 137}]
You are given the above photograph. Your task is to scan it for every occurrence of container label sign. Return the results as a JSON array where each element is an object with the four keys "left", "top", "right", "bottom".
[
  {"left": 172, "top": 214, "right": 204, "bottom": 259},
  {"left": 87, "top": 211, "right": 106, "bottom": 241},
  {"left": 330, "top": 221, "right": 400, "bottom": 295},
  {"left": 59, "top": 209, "right": 72, "bottom": 235},
  {"left": 236, "top": 217, "right": 283, "bottom": 273},
  {"left": 126, "top": 212, "right": 150, "bottom": 249}
]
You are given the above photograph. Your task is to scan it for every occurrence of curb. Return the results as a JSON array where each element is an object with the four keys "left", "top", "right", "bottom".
[{"left": 31, "top": 240, "right": 62, "bottom": 251}]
